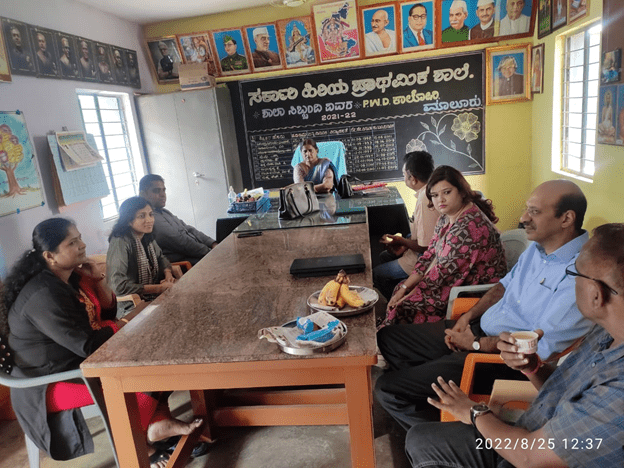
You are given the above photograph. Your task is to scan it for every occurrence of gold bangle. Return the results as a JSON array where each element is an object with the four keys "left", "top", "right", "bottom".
[{"left": 119, "top": 318, "right": 129, "bottom": 324}]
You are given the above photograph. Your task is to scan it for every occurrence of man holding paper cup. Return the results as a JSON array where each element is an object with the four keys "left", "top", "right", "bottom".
[
  {"left": 407, "top": 223, "right": 624, "bottom": 468},
  {"left": 376, "top": 180, "right": 594, "bottom": 430}
]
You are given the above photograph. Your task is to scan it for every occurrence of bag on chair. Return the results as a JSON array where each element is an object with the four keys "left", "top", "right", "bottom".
[{"left": 278, "top": 182, "right": 320, "bottom": 219}]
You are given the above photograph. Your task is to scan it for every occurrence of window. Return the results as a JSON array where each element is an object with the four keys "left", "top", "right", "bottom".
[
  {"left": 560, "top": 22, "right": 601, "bottom": 178},
  {"left": 77, "top": 92, "right": 143, "bottom": 220}
]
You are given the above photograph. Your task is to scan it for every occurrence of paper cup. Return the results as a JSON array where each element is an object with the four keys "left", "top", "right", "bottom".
[{"left": 510, "top": 331, "right": 539, "bottom": 354}]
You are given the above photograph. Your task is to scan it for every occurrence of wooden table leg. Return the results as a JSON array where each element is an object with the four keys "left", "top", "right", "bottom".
[
  {"left": 101, "top": 376, "right": 148, "bottom": 468},
  {"left": 344, "top": 366, "right": 375, "bottom": 468},
  {"left": 190, "top": 389, "right": 218, "bottom": 442}
]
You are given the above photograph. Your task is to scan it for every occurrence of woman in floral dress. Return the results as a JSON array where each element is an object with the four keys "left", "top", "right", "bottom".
[{"left": 379, "top": 165, "right": 507, "bottom": 327}]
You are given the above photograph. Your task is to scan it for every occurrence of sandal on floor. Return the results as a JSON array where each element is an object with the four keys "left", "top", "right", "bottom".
[
  {"left": 153, "top": 436, "right": 211, "bottom": 458},
  {"left": 149, "top": 449, "right": 170, "bottom": 467}
]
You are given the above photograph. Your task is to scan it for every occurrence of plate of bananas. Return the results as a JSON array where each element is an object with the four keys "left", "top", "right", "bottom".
[{"left": 308, "top": 269, "right": 379, "bottom": 317}]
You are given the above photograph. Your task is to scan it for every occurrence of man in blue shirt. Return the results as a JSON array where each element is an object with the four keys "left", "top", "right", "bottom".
[
  {"left": 403, "top": 3, "right": 432, "bottom": 48},
  {"left": 409, "top": 223, "right": 624, "bottom": 468},
  {"left": 376, "top": 180, "right": 594, "bottom": 430}
]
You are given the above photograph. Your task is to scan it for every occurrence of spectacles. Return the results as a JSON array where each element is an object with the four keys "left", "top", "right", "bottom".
[
  {"left": 565, "top": 262, "right": 619, "bottom": 296},
  {"left": 411, "top": 14, "right": 427, "bottom": 20}
]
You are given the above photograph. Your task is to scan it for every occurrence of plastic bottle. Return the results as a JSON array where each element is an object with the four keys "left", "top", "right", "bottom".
[{"left": 228, "top": 186, "right": 236, "bottom": 205}]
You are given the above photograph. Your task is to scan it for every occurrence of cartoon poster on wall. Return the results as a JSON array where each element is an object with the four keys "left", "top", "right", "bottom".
[{"left": 0, "top": 111, "right": 44, "bottom": 216}]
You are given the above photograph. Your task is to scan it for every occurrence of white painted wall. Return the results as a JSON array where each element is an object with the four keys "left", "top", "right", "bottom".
[{"left": 0, "top": 0, "right": 154, "bottom": 276}]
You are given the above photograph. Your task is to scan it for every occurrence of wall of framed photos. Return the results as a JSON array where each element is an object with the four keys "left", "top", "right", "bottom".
[{"left": 0, "top": 0, "right": 154, "bottom": 271}]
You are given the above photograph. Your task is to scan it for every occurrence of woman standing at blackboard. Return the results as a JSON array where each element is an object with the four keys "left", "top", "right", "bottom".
[
  {"left": 378, "top": 166, "right": 507, "bottom": 327},
  {"left": 293, "top": 139, "right": 338, "bottom": 193}
]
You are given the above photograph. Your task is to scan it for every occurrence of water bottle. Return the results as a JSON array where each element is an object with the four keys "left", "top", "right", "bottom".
[{"left": 228, "top": 186, "right": 236, "bottom": 206}]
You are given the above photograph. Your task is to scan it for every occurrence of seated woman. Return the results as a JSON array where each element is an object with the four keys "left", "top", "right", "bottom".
[
  {"left": 378, "top": 166, "right": 507, "bottom": 327},
  {"left": 107, "top": 197, "right": 176, "bottom": 302},
  {"left": 2, "top": 218, "right": 203, "bottom": 468},
  {"left": 293, "top": 138, "right": 338, "bottom": 193}
]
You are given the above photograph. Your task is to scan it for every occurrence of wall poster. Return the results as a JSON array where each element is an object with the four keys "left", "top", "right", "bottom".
[
  {"left": 0, "top": 111, "right": 44, "bottom": 216},
  {"left": 230, "top": 51, "right": 485, "bottom": 189}
]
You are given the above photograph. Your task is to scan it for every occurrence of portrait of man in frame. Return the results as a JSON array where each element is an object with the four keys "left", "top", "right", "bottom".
[
  {"left": 211, "top": 28, "right": 251, "bottom": 76},
  {"left": 2, "top": 18, "right": 36, "bottom": 76},
  {"left": 75, "top": 37, "right": 97, "bottom": 81},
  {"left": 0, "top": 24, "right": 12, "bottom": 82},
  {"left": 362, "top": 4, "right": 398, "bottom": 57},
  {"left": 147, "top": 37, "right": 181, "bottom": 83},
  {"left": 30, "top": 26, "right": 59, "bottom": 78},
  {"left": 400, "top": 1, "right": 435, "bottom": 53},
  {"left": 56, "top": 32, "right": 80, "bottom": 79},
  {"left": 111, "top": 46, "right": 129, "bottom": 85},
  {"left": 245, "top": 23, "right": 283, "bottom": 72},
  {"left": 125, "top": 49, "right": 141, "bottom": 88}
]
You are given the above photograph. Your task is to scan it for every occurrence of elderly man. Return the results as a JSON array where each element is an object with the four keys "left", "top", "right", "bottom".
[
  {"left": 403, "top": 3, "right": 432, "bottom": 48},
  {"left": 251, "top": 27, "right": 281, "bottom": 69},
  {"left": 140, "top": 174, "right": 217, "bottom": 265},
  {"left": 497, "top": 56, "right": 524, "bottom": 96},
  {"left": 58, "top": 36, "right": 78, "bottom": 78},
  {"left": 470, "top": 0, "right": 496, "bottom": 39},
  {"left": 35, "top": 32, "right": 57, "bottom": 76},
  {"left": 364, "top": 9, "right": 396, "bottom": 54},
  {"left": 112, "top": 49, "right": 128, "bottom": 83},
  {"left": 376, "top": 180, "right": 594, "bottom": 430},
  {"left": 157, "top": 41, "right": 178, "bottom": 79},
  {"left": 407, "top": 223, "right": 624, "bottom": 468},
  {"left": 500, "top": 0, "right": 530, "bottom": 35},
  {"left": 8, "top": 26, "right": 35, "bottom": 72},
  {"left": 442, "top": 0, "right": 470, "bottom": 42},
  {"left": 220, "top": 36, "right": 248, "bottom": 71},
  {"left": 78, "top": 39, "right": 96, "bottom": 79}
]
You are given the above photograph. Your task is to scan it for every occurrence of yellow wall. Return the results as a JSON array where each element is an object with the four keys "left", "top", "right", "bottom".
[
  {"left": 532, "top": 1, "right": 624, "bottom": 232},
  {"left": 144, "top": 1, "right": 543, "bottom": 231}
]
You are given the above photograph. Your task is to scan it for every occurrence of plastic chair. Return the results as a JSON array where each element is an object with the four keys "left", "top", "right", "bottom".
[
  {"left": 445, "top": 229, "right": 530, "bottom": 319},
  {"left": 0, "top": 335, "right": 119, "bottom": 468},
  {"left": 291, "top": 141, "right": 348, "bottom": 179}
]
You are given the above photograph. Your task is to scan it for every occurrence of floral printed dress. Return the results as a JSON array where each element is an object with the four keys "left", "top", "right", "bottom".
[{"left": 379, "top": 204, "right": 507, "bottom": 327}]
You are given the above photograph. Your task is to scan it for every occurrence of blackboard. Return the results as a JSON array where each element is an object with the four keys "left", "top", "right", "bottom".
[{"left": 229, "top": 51, "right": 485, "bottom": 189}]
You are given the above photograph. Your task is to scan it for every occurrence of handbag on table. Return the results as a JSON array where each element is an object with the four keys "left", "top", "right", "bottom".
[
  {"left": 278, "top": 181, "right": 320, "bottom": 219},
  {"left": 337, "top": 174, "right": 361, "bottom": 199}
]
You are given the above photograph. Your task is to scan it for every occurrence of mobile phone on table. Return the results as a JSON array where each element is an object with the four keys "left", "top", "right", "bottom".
[{"left": 237, "top": 231, "right": 262, "bottom": 238}]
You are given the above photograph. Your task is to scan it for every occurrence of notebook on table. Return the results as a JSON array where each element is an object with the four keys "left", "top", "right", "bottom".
[{"left": 289, "top": 254, "right": 366, "bottom": 277}]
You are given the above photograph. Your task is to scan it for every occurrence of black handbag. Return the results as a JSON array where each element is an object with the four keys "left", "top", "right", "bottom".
[
  {"left": 278, "top": 182, "right": 320, "bottom": 219},
  {"left": 337, "top": 174, "right": 361, "bottom": 198}
]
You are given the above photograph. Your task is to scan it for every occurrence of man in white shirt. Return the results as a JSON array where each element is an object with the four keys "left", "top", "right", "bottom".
[
  {"left": 373, "top": 151, "right": 438, "bottom": 300},
  {"left": 364, "top": 9, "right": 396, "bottom": 54},
  {"left": 499, "top": 0, "right": 530, "bottom": 36}
]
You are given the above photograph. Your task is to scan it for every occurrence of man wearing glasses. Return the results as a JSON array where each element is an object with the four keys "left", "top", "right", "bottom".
[
  {"left": 408, "top": 223, "right": 624, "bottom": 468},
  {"left": 376, "top": 180, "right": 593, "bottom": 430},
  {"left": 403, "top": 3, "right": 432, "bottom": 48}
]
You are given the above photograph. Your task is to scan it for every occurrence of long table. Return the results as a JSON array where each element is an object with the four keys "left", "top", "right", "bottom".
[{"left": 82, "top": 222, "right": 378, "bottom": 468}]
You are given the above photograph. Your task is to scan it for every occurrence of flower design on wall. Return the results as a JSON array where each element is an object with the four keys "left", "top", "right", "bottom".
[{"left": 451, "top": 113, "right": 481, "bottom": 142}]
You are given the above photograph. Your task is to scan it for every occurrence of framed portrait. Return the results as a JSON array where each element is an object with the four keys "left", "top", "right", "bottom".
[
  {"left": 440, "top": 0, "right": 474, "bottom": 45},
  {"left": 313, "top": 0, "right": 361, "bottom": 64},
  {"left": 551, "top": 0, "right": 567, "bottom": 31},
  {"left": 123, "top": 48, "right": 141, "bottom": 88},
  {"left": 29, "top": 26, "right": 60, "bottom": 78},
  {"left": 146, "top": 36, "right": 182, "bottom": 84},
  {"left": 277, "top": 16, "right": 318, "bottom": 69},
  {"left": 211, "top": 28, "right": 251, "bottom": 77},
  {"left": 176, "top": 32, "right": 218, "bottom": 76},
  {"left": 75, "top": 37, "right": 97, "bottom": 81},
  {"left": 531, "top": 43, "right": 544, "bottom": 94},
  {"left": 95, "top": 42, "right": 115, "bottom": 83},
  {"left": 495, "top": 0, "right": 535, "bottom": 38},
  {"left": 568, "top": 0, "right": 588, "bottom": 24},
  {"left": 399, "top": 1, "right": 435, "bottom": 53},
  {"left": 597, "top": 85, "right": 617, "bottom": 144},
  {"left": 616, "top": 84, "right": 624, "bottom": 145},
  {"left": 361, "top": 2, "right": 398, "bottom": 58},
  {"left": 537, "top": 0, "right": 552, "bottom": 39},
  {"left": 110, "top": 46, "right": 129, "bottom": 85},
  {"left": 601, "top": 49, "right": 621, "bottom": 85},
  {"left": 486, "top": 43, "right": 532, "bottom": 105},
  {"left": 2, "top": 18, "right": 36, "bottom": 76},
  {"left": 55, "top": 32, "right": 80, "bottom": 79},
  {"left": 245, "top": 23, "right": 283, "bottom": 72},
  {"left": 0, "top": 22, "right": 11, "bottom": 82}
]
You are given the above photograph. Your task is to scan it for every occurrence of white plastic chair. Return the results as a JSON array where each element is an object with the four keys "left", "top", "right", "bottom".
[
  {"left": 0, "top": 335, "right": 119, "bottom": 468},
  {"left": 445, "top": 229, "right": 530, "bottom": 318}
]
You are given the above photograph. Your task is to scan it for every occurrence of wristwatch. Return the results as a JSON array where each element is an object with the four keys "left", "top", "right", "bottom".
[
  {"left": 470, "top": 403, "right": 491, "bottom": 426},
  {"left": 472, "top": 336, "right": 481, "bottom": 351}
]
